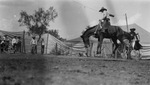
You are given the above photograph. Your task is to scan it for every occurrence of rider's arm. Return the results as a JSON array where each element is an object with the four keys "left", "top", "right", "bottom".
[
  {"left": 135, "top": 33, "right": 140, "bottom": 41},
  {"left": 109, "top": 14, "right": 115, "bottom": 17}
]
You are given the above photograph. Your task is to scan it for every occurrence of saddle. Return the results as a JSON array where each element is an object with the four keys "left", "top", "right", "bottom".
[{"left": 101, "top": 20, "right": 111, "bottom": 33}]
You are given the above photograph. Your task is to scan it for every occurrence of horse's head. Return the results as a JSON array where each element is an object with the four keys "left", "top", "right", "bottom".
[
  {"left": 81, "top": 26, "right": 97, "bottom": 48},
  {"left": 81, "top": 35, "right": 90, "bottom": 48}
]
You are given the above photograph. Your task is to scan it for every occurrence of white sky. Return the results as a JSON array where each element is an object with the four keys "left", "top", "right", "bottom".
[{"left": 0, "top": 0, "right": 150, "bottom": 39}]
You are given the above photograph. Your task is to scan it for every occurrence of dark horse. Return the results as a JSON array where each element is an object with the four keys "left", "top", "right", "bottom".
[{"left": 81, "top": 21, "right": 132, "bottom": 57}]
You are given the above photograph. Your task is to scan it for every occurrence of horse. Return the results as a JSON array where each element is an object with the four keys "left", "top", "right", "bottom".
[{"left": 81, "top": 20, "right": 132, "bottom": 57}]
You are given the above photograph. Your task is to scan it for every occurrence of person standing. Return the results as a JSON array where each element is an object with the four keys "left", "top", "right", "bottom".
[
  {"left": 4, "top": 35, "right": 9, "bottom": 51},
  {"left": 41, "top": 38, "right": 45, "bottom": 54},
  {"left": 129, "top": 28, "right": 142, "bottom": 50},
  {"left": 30, "top": 36, "right": 37, "bottom": 54},
  {"left": 0, "top": 36, "right": 2, "bottom": 53},
  {"left": 1, "top": 36, "right": 6, "bottom": 53},
  {"left": 17, "top": 37, "right": 22, "bottom": 53},
  {"left": 130, "top": 28, "right": 139, "bottom": 48},
  {"left": 12, "top": 36, "right": 17, "bottom": 53}
]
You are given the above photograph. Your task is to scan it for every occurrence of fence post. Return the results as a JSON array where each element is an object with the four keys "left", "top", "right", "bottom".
[
  {"left": 46, "top": 33, "right": 49, "bottom": 54},
  {"left": 22, "top": 30, "right": 26, "bottom": 53},
  {"left": 55, "top": 43, "right": 58, "bottom": 55}
]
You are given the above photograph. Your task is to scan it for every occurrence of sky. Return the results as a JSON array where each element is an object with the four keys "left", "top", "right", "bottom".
[{"left": 0, "top": 0, "right": 150, "bottom": 39}]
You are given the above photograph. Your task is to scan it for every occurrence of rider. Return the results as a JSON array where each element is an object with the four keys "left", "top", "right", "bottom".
[{"left": 95, "top": 7, "right": 114, "bottom": 33}]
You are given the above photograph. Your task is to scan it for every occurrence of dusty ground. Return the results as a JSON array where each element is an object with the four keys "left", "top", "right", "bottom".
[{"left": 0, "top": 54, "right": 150, "bottom": 85}]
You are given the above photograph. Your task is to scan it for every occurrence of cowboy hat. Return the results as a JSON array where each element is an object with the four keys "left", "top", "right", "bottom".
[
  {"left": 99, "top": 7, "right": 107, "bottom": 12},
  {"left": 130, "top": 28, "right": 136, "bottom": 31}
]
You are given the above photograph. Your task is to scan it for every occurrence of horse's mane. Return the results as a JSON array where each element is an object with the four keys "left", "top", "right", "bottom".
[{"left": 82, "top": 25, "right": 97, "bottom": 35}]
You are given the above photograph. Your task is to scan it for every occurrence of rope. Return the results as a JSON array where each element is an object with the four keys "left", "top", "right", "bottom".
[
  {"left": 72, "top": 0, "right": 98, "bottom": 13},
  {"left": 71, "top": 0, "right": 125, "bottom": 17}
]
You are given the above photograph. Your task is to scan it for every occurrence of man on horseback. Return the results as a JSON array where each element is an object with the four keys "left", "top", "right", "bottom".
[{"left": 95, "top": 7, "right": 114, "bottom": 34}]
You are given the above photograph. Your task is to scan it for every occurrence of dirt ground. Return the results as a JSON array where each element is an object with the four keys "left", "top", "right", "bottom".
[{"left": 0, "top": 54, "right": 150, "bottom": 85}]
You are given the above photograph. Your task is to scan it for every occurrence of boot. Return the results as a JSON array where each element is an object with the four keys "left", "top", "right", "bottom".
[{"left": 94, "top": 25, "right": 100, "bottom": 34}]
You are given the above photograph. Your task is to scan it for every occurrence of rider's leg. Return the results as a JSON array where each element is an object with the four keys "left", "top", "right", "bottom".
[
  {"left": 94, "top": 25, "right": 99, "bottom": 34},
  {"left": 94, "top": 20, "right": 102, "bottom": 34}
]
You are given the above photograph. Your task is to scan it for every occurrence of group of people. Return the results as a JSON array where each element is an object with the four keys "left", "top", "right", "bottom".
[
  {"left": 0, "top": 35, "right": 45, "bottom": 54},
  {"left": 30, "top": 36, "right": 45, "bottom": 54},
  {"left": 0, "top": 35, "right": 21, "bottom": 53}
]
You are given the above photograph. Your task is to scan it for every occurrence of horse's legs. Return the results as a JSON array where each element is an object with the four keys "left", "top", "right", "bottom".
[
  {"left": 111, "top": 39, "right": 119, "bottom": 55},
  {"left": 85, "top": 46, "right": 91, "bottom": 57},
  {"left": 97, "top": 42, "right": 100, "bottom": 54},
  {"left": 97, "top": 35, "right": 103, "bottom": 54}
]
